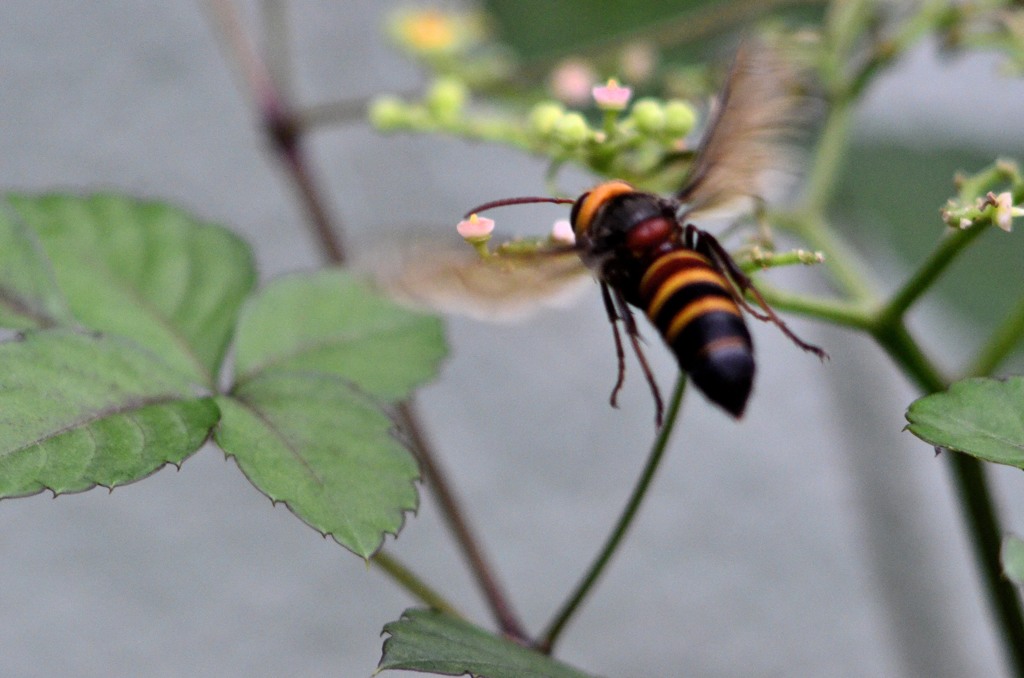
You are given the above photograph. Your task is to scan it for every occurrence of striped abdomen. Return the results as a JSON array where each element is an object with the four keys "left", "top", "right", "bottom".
[{"left": 637, "top": 248, "right": 755, "bottom": 417}]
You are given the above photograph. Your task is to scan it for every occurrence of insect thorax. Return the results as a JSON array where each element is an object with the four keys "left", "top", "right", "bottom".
[{"left": 582, "top": 191, "right": 680, "bottom": 297}]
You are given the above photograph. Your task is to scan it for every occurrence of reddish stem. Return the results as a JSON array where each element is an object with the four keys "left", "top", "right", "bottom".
[{"left": 205, "top": 0, "right": 529, "bottom": 643}]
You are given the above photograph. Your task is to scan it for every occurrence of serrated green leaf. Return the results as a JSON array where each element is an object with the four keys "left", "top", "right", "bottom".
[
  {"left": 0, "top": 202, "right": 71, "bottom": 329},
  {"left": 379, "top": 609, "right": 596, "bottom": 678},
  {"left": 1002, "top": 535, "right": 1024, "bottom": 586},
  {"left": 233, "top": 270, "right": 446, "bottom": 400},
  {"left": 0, "top": 330, "right": 219, "bottom": 498},
  {"left": 905, "top": 377, "right": 1024, "bottom": 467},
  {"left": 6, "top": 193, "right": 257, "bottom": 387},
  {"left": 214, "top": 373, "right": 419, "bottom": 558}
]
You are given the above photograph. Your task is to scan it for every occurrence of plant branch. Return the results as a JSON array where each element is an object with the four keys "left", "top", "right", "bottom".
[
  {"left": 207, "top": 0, "right": 529, "bottom": 643},
  {"left": 801, "top": 97, "right": 854, "bottom": 220},
  {"left": 538, "top": 377, "right": 687, "bottom": 654},
  {"left": 967, "top": 292, "right": 1024, "bottom": 377},
  {"left": 372, "top": 550, "right": 463, "bottom": 618},
  {"left": 394, "top": 402, "right": 530, "bottom": 642},
  {"left": 296, "top": 96, "right": 379, "bottom": 131},
  {"left": 774, "top": 209, "right": 876, "bottom": 304},
  {"left": 803, "top": 5, "right": 1024, "bottom": 662},
  {"left": 205, "top": 0, "right": 348, "bottom": 264},
  {"left": 846, "top": 0, "right": 956, "bottom": 100},
  {"left": 878, "top": 223, "right": 988, "bottom": 326},
  {"left": 754, "top": 283, "right": 875, "bottom": 331},
  {"left": 261, "top": 0, "right": 293, "bottom": 102}
]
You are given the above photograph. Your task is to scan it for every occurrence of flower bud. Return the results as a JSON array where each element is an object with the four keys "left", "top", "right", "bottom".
[
  {"left": 663, "top": 100, "right": 697, "bottom": 137},
  {"left": 368, "top": 96, "right": 408, "bottom": 130},
  {"left": 528, "top": 102, "right": 566, "bottom": 138},
  {"left": 553, "top": 112, "right": 590, "bottom": 146},
  {"left": 426, "top": 77, "right": 469, "bottom": 122},
  {"left": 629, "top": 98, "right": 665, "bottom": 135}
]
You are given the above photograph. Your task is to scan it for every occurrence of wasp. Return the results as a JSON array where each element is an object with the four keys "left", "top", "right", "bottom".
[{"left": 386, "top": 42, "right": 827, "bottom": 423}]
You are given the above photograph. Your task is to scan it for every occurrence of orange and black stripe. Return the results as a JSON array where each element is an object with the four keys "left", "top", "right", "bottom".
[{"left": 637, "top": 248, "right": 755, "bottom": 417}]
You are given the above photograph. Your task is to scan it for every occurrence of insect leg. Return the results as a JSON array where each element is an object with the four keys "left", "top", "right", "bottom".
[
  {"left": 600, "top": 282, "right": 627, "bottom": 408},
  {"left": 687, "top": 224, "right": 828, "bottom": 360},
  {"left": 609, "top": 286, "right": 665, "bottom": 427}
]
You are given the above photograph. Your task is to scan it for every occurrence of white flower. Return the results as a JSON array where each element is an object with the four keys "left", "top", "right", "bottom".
[{"left": 991, "top": 191, "right": 1024, "bottom": 232}]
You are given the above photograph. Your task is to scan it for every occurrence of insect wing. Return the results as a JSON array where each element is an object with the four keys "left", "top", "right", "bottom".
[
  {"left": 676, "top": 41, "right": 807, "bottom": 218},
  {"left": 374, "top": 240, "right": 592, "bottom": 322}
]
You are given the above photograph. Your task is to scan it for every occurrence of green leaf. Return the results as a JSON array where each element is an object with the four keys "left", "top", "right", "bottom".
[
  {"left": 0, "top": 330, "right": 219, "bottom": 498},
  {"left": 214, "top": 374, "right": 419, "bottom": 558},
  {"left": 379, "top": 609, "right": 596, "bottom": 678},
  {"left": 1002, "top": 535, "right": 1024, "bottom": 586},
  {"left": 0, "top": 202, "right": 71, "bottom": 329},
  {"left": 233, "top": 269, "right": 446, "bottom": 400},
  {"left": 216, "top": 271, "right": 444, "bottom": 557},
  {"left": 905, "top": 377, "right": 1024, "bottom": 467},
  {"left": 6, "top": 193, "right": 257, "bottom": 387}
]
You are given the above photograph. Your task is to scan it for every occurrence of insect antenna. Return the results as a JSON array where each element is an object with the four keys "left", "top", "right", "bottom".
[{"left": 463, "top": 196, "right": 575, "bottom": 219}]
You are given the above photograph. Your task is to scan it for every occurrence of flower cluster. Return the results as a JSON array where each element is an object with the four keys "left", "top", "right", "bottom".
[
  {"left": 942, "top": 159, "right": 1024, "bottom": 232},
  {"left": 370, "top": 7, "right": 705, "bottom": 194}
]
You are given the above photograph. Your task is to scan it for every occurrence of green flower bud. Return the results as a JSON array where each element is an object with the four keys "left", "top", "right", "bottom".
[
  {"left": 629, "top": 98, "right": 665, "bottom": 135},
  {"left": 426, "top": 77, "right": 469, "bottom": 122},
  {"left": 553, "top": 111, "right": 590, "bottom": 146},
  {"left": 528, "top": 101, "right": 565, "bottom": 137},
  {"left": 663, "top": 100, "right": 697, "bottom": 137},
  {"left": 368, "top": 96, "right": 408, "bottom": 130}
]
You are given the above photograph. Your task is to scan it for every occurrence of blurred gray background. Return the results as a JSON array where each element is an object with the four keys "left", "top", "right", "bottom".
[{"left": 2, "top": 2, "right": 1024, "bottom": 677}]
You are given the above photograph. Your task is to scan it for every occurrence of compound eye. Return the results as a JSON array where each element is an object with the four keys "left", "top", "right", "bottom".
[{"left": 569, "top": 192, "right": 590, "bottom": 230}]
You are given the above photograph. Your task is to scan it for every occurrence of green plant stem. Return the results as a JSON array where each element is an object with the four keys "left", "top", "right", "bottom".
[
  {"left": 953, "top": 158, "right": 1021, "bottom": 203},
  {"left": 947, "top": 453, "right": 1024, "bottom": 678},
  {"left": 871, "top": 320, "right": 948, "bottom": 393},
  {"left": 537, "top": 377, "right": 687, "bottom": 654},
  {"left": 967, "top": 292, "right": 1024, "bottom": 377},
  {"left": 809, "top": 2, "right": 1024, "bottom": 669},
  {"left": 775, "top": 209, "right": 876, "bottom": 304},
  {"left": 847, "top": 0, "right": 955, "bottom": 100},
  {"left": 755, "top": 283, "right": 874, "bottom": 331},
  {"left": 802, "top": 96, "right": 855, "bottom": 220},
  {"left": 878, "top": 223, "right": 987, "bottom": 326},
  {"left": 873, "top": 320, "right": 1024, "bottom": 678},
  {"left": 372, "top": 550, "right": 463, "bottom": 618}
]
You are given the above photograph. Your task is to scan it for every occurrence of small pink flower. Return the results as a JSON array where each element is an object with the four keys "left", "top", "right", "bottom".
[
  {"left": 456, "top": 213, "right": 495, "bottom": 240},
  {"left": 550, "top": 219, "right": 575, "bottom": 244},
  {"left": 550, "top": 59, "right": 598, "bottom": 106},
  {"left": 592, "top": 78, "right": 632, "bottom": 111}
]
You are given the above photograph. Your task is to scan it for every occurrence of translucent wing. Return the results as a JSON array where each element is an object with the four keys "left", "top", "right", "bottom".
[
  {"left": 369, "top": 239, "right": 592, "bottom": 322},
  {"left": 676, "top": 41, "right": 807, "bottom": 217}
]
